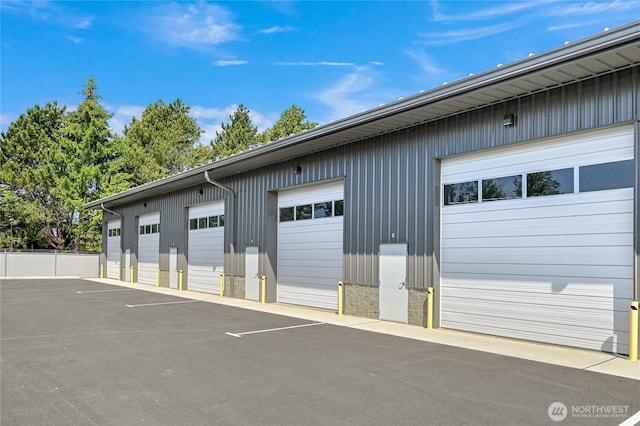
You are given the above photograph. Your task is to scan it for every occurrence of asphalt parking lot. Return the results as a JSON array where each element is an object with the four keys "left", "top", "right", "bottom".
[{"left": 1, "top": 279, "right": 639, "bottom": 425}]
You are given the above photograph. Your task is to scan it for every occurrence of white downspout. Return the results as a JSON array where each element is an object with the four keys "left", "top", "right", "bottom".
[{"left": 204, "top": 171, "right": 237, "bottom": 297}]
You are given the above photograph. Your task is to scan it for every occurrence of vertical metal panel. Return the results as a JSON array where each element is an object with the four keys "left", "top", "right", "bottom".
[{"left": 102, "top": 68, "right": 638, "bottom": 294}]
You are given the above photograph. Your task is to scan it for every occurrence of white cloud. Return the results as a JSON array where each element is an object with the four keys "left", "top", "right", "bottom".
[
  {"left": 191, "top": 104, "right": 275, "bottom": 143},
  {"left": 213, "top": 59, "right": 248, "bottom": 67},
  {"left": 315, "top": 66, "right": 380, "bottom": 121},
  {"left": 545, "top": 1, "right": 640, "bottom": 17},
  {"left": 275, "top": 61, "right": 355, "bottom": 67},
  {"left": 74, "top": 18, "right": 93, "bottom": 29},
  {"left": 1, "top": 0, "right": 94, "bottom": 29},
  {"left": 0, "top": 113, "right": 18, "bottom": 132},
  {"left": 405, "top": 49, "right": 447, "bottom": 78},
  {"left": 418, "top": 21, "right": 520, "bottom": 46},
  {"left": 145, "top": 2, "right": 241, "bottom": 48},
  {"left": 547, "top": 19, "right": 602, "bottom": 32},
  {"left": 259, "top": 25, "right": 297, "bottom": 34},
  {"left": 432, "top": 0, "right": 540, "bottom": 22},
  {"left": 107, "top": 104, "right": 146, "bottom": 136},
  {"left": 68, "top": 36, "right": 84, "bottom": 44}
]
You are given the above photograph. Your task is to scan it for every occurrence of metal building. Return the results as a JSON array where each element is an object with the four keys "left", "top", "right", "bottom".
[{"left": 85, "top": 22, "right": 640, "bottom": 354}]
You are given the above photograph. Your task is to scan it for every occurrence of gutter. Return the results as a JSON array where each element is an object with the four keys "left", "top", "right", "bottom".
[
  {"left": 101, "top": 203, "right": 122, "bottom": 217},
  {"left": 204, "top": 171, "right": 237, "bottom": 297}
]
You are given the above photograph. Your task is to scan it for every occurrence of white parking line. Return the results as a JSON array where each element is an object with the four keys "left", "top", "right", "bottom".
[
  {"left": 76, "top": 289, "right": 136, "bottom": 294},
  {"left": 225, "top": 322, "right": 325, "bottom": 338},
  {"left": 618, "top": 410, "right": 640, "bottom": 426},
  {"left": 125, "top": 300, "right": 200, "bottom": 308}
]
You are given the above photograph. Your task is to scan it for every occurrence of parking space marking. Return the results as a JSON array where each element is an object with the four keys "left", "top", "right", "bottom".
[
  {"left": 618, "top": 410, "right": 640, "bottom": 426},
  {"left": 76, "top": 289, "right": 136, "bottom": 294},
  {"left": 225, "top": 322, "right": 325, "bottom": 338},
  {"left": 125, "top": 300, "right": 200, "bottom": 308}
]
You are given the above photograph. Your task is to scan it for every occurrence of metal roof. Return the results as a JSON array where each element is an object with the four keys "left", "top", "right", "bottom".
[{"left": 85, "top": 21, "right": 640, "bottom": 209}]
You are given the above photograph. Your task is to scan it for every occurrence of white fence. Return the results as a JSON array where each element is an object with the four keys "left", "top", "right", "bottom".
[{"left": 0, "top": 251, "right": 100, "bottom": 278}]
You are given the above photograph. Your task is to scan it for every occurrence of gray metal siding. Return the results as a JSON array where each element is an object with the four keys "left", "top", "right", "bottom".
[{"left": 101, "top": 67, "right": 638, "bottom": 294}]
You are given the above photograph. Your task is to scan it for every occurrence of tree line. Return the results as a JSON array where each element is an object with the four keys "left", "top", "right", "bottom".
[{"left": 0, "top": 77, "right": 317, "bottom": 251}]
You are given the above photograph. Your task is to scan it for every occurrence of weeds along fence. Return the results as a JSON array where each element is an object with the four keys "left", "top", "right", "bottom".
[{"left": 0, "top": 250, "right": 99, "bottom": 278}]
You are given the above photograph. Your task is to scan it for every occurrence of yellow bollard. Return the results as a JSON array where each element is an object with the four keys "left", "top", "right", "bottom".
[
  {"left": 261, "top": 275, "right": 266, "bottom": 304},
  {"left": 156, "top": 268, "right": 160, "bottom": 287},
  {"left": 220, "top": 273, "right": 224, "bottom": 297},
  {"left": 338, "top": 281, "right": 344, "bottom": 316},
  {"left": 100, "top": 264, "right": 104, "bottom": 279},
  {"left": 629, "top": 301, "right": 639, "bottom": 362},
  {"left": 130, "top": 266, "right": 135, "bottom": 284},
  {"left": 178, "top": 270, "right": 183, "bottom": 291},
  {"left": 427, "top": 287, "right": 434, "bottom": 330}
]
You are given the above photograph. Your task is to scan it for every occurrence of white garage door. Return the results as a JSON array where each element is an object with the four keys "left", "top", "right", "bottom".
[
  {"left": 188, "top": 201, "right": 225, "bottom": 294},
  {"left": 440, "top": 126, "right": 634, "bottom": 353},
  {"left": 137, "top": 212, "right": 160, "bottom": 285},
  {"left": 106, "top": 220, "right": 121, "bottom": 279},
  {"left": 277, "top": 181, "right": 344, "bottom": 310}
]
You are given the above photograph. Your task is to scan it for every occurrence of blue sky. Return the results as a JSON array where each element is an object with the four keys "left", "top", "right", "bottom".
[{"left": 2, "top": 1, "right": 639, "bottom": 143}]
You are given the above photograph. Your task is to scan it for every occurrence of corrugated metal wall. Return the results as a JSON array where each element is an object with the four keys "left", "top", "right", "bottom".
[{"left": 105, "top": 67, "right": 638, "bottom": 290}]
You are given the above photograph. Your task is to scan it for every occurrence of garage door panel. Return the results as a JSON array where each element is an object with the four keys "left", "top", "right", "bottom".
[
  {"left": 443, "top": 127, "right": 633, "bottom": 182},
  {"left": 278, "top": 256, "right": 342, "bottom": 267},
  {"left": 442, "top": 195, "right": 633, "bottom": 224},
  {"left": 440, "top": 126, "right": 634, "bottom": 353},
  {"left": 442, "top": 314, "right": 628, "bottom": 353},
  {"left": 277, "top": 283, "right": 338, "bottom": 309},
  {"left": 443, "top": 212, "right": 633, "bottom": 237},
  {"left": 443, "top": 263, "right": 633, "bottom": 280},
  {"left": 188, "top": 201, "right": 224, "bottom": 294},
  {"left": 137, "top": 212, "right": 160, "bottom": 286},
  {"left": 279, "top": 241, "right": 344, "bottom": 252},
  {"left": 278, "top": 264, "right": 343, "bottom": 279},
  {"left": 188, "top": 266, "right": 220, "bottom": 294},
  {"left": 442, "top": 290, "right": 631, "bottom": 315},
  {"left": 442, "top": 248, "right": 633, "bottom": 267},
  {"left": 442, "top": 233, "right": 633, "bottom": 250},
  {"left": 277, "top": 182, "right": 343, "bottom": 310},
  {"left": 441, "top": 277, "right": 634, "bottom": 299},
  {"left": 107, "top": 220, "right": 121, "bottom": 279}
]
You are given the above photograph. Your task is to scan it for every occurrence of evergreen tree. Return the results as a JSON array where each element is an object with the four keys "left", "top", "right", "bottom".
[
  {"left": 122, "top": 99, "right": 204, "bottom": 185},
  {"left": 63, "top": 77, "right": 121, "bottom": 251},
  {"left": 261, "top": 104, "right": 317, "bottom": 143},
  {"left": 210, "top": 104, "right": 258, "bottom": 159},
  {"left": 0, "top": 102, "right": 74, "bottom": 249}
]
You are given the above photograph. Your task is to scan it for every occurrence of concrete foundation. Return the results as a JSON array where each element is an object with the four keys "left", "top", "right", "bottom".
[
  {"left": 408, "top": 288, "right": 428, "bottom": 327},
  {"left": 223, "top": 275, "right": 246, "bottom": 299},
  {"left": 344, "top": 283, "right": 379, "bottom": 319}
]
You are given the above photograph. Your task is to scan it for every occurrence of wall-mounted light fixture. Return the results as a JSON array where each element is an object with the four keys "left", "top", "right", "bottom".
[
  {"left": 293, "top": 166, "right": 302, "bottom": 174},
  {"left": 143, "top": 202, "right": 147, "bottom": 208},
  {"left": 503, "top": 114, "right": 516, "bottom": 127},
  {"left": 199, "top": 188, "right": 204, "bottom": 195}
]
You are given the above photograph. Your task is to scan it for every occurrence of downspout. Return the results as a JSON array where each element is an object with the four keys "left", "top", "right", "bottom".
[
  {"left": 100, "top": 203, "right": 122, "bottom": 217},
  {"left": 204, "top": 171, "right": 237, "bottom": 297}
]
